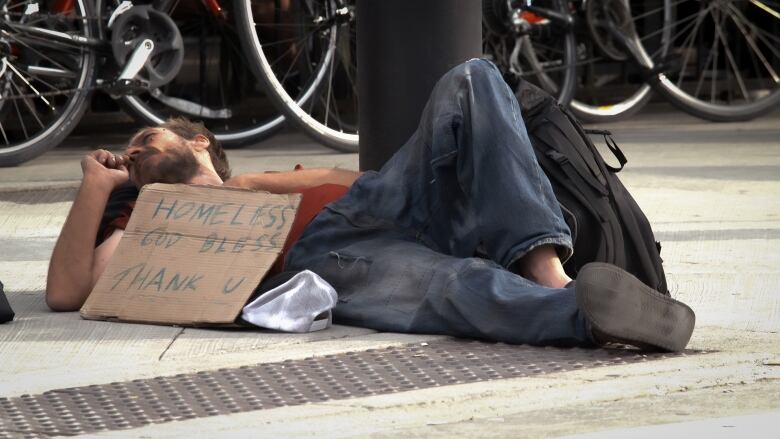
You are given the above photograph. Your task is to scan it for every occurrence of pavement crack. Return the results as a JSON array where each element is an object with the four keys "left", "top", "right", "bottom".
[{"left": 158, "top": 327, "right": 185, "bottom": 361}]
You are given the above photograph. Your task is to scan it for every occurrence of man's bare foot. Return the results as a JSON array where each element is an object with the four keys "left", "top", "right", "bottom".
[{"left": 511, "top": 244, "right": 572, "bottom": 289}]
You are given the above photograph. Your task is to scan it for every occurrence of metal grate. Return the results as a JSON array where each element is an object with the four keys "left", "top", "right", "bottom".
[{"left": 0, "top": 340, "right": 691, "bottom": 438}]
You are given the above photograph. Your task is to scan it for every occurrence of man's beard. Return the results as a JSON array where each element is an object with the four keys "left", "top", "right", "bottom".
[{"left": 130, "top": 146, "right": 201, "bottom": 188}]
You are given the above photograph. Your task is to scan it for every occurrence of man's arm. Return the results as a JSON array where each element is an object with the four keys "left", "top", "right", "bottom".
[
  {"left": 223, "top": 167, "right": 361, "bottom": 192},
  {"left": 46, "top": 150, "right": 130, "bottom": 311}
]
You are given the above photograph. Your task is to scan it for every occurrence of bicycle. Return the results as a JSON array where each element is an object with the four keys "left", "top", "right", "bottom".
[
  {"left": 609, "top": 0, "right": 780, "bottom": 122},
  {"left": 0, "top": 0, "right": 312, "bottom": 166},
  {"left": 234, "top": 0, "right": 358, "bottom": 153},
  {"left": 568, "top": 0, "right": 665, "bottom": 122},
  {"left": 482, "top": 0, "right": 578, "bottom": 106},
  {"left": 233, "top": 0, "right": 584, "bottom": 152},
  {"left": 487, "top": 0, "right": 780, "bottom": 123}
]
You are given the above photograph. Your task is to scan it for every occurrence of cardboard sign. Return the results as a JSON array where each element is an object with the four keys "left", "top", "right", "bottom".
[{"left": 81, "top": 184, "right": 301, "bottom": 326}]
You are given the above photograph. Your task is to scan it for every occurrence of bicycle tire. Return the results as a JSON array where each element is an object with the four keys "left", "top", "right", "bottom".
[
  {"left": 634, "top": 0, "right": 780, "bottom": 122},
  {"left": 483, "top": 0, "right": 577, "bottom": 107},
  {"left": 569, "top": 86, "right": 652, "bottom": 123},
  {"left": 234, "top": 0, "right": 358, "bottom": 153},
  {"left": 0, "top": 0, "right": 97, "bottom": 167},
  {"left": 569, "top": 0, "right": 671, "bottom": 123},
  {"left": 104, "top": 0, "right": 286, "bottom": 148}
]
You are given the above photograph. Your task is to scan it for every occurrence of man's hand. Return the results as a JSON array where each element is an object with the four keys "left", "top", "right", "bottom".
[{"left": 81, "top": 149, "right": 130, "bottom": 189}]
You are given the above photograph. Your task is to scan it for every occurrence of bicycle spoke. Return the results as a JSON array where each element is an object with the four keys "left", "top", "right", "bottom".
[
  {"left": 711, "top": 6, "right": 750, "bottom": 101},
  {"left": 727, "top": 6, "right": 780, "bottom": 84},
  {"left": 25, "top": 70, "right": 64, "bottom": 95},
  {"left": 252, "top": 22, "right": 329, "bottom": 30},
  {"left": 252, "top": 17, "right": 335, "bottom": 49},
  {"left": 216, "top": 64, "right": 228, "bottom": 126},
  {"left": 6, "top": 31, "right": 87, "bottom": 58},
  {"left": 639, "top": 9, "right": 701, "bottom": 44},
  {"left": 274, "top": 34, "right": 311, "bottom": 92},
  {"left": 750, "top": 0, "right": 780, "bottom": 20},
  {"left": 322, "top": 42, "right": 336, "bottom": 127},
  {"left": 248, "top": 35, "right": 308, "bottom": 49},
  {"left": 10, "top": 77, "right": 45, "bottom": 132},
  {"left": 643, "top": 12, "right": 702, "bottom": 59},
  {"left": 0, "top": 121, "right": 8, "bottom": 146},
  {"left": 727, "top": 4, "right": 780, "bottom": 69},
  {"left": 630, "top": 0, "right": 683, "bottom": 22},
  {"left": 10, "top": 93, "right": 30, "bottom": 139},
  {"left": 731, "top": 10, "right": 780, "bottom": 57},
  {"left": 710, "top": 18, "right": 719, "bottom": 104},
  {"left": 675, "top": 3, "right": 711, "bottom": 88},
  {"left": 219, "top": 28, "right": 249, "bottom": 65},
  {"left": 331, "top": 95, "right": 345, "bottom": 133},
  {"left": 339, "top": 49, "right": 357, "bottom": 99},
  {"left": 749, "top": 23, "right": 780, "bottom": 51},
  {"left": 6, "top": 60, "right": 53, "bottom": 109},
  {"left": 267, "top": 29, "right": 326, "bottom": 72},
  {"left": 693, "top": 9, "right": 721, "bottom": 100},
  {"left": 529, "top": 41, "right": 566, "bottom": 56},
  {"left": 1, "top": 32, "right": 77, "bottom": 73},
  {"left": 9, "top": 58, "right": 70, "bottom": 92},
  {"left": 724, "top": 5, "right": 776, "bottom": 93}
]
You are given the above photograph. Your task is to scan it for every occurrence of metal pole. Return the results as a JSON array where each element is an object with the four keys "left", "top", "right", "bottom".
[{"left": 356, "top": 0, "right": 482, "bottom": 171}]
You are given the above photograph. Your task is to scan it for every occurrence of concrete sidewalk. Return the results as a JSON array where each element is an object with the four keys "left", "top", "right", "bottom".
[{"left": 0, "top": 105, "right": 779, "bottom": 438}]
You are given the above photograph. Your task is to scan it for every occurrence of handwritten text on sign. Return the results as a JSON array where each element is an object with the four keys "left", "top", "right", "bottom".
[{"left": 81, "top": 184, "right": 301, "bottom": 325}]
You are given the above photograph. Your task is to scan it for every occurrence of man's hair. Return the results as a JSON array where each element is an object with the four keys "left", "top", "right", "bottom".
[{"left": 158, "top": 117, "right": 231, "bottom": 180}]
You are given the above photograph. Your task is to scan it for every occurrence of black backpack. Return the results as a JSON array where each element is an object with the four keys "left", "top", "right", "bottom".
[
  {"left": 0, "top": 281, "right": 13, "bottom": 323},
  {"left": 515, "top": 81, "right": 669, "bottom": 295}
]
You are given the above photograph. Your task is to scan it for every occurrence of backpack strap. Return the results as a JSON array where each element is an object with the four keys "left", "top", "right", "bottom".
[
  {"left": 545, "top": 149, "right": 609, "bottom": 197},
  {"left": 585, "top": 128, "right": 628, "bottom": 172},
  {"left": 547, "top": 111, "right": 607, "bottom": 185}
]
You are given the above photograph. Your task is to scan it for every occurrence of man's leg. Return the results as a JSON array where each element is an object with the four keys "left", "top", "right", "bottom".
[
  {"left": 325, "top": 59, "right": 572, "bottom": 272},
  {"left": 286, "top": 212, "right": 591, "bottom": 346},
  {"left": 287, "top": 59, "right": 695, "bottom": 350},
  {"left": 512, "top": 244, "right": 572, "bottom": 288},
  {"left": 288, "top": 208, "right": 694, "bottom": 350},
  {"left": 287, "top": 58, "right": 587, "bottom": 345}
]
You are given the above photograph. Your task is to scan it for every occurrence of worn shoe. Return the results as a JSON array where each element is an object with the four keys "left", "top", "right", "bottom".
[{"left": 576, "top": 262, "right": 695, "bottom": 352}]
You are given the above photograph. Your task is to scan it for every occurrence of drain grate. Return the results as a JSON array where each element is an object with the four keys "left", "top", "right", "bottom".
[{"left": 0, "top": 340, "right": 689, "bottom": 438}]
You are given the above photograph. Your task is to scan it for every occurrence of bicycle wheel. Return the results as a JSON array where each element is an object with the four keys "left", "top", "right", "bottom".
[
  {"left": 569, "top": 0, "right": 670, "bottom": 123},
  {"left": 105, "top": 0, "right": 286, "bottom": 147},
  {"left": 0, "top": 0, "right": 97, "bottom": 166},
  {"left": 641, "top": 0, "right": 780, "bottom": 121},
  {"left": 234, "top": 0, "right": 358, "bottom": 153},
  {"left": 483, "top": 0, "right": 577, "bottom": 106}
]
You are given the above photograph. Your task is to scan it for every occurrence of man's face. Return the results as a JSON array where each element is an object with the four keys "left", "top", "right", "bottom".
[{"left": 125, "top": 128, "right": 201, "bottom": 188}]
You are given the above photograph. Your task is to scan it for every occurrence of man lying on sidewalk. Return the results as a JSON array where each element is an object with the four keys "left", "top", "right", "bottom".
[{"left": 47, "top": 59, "right": 695, "bottom": 351}]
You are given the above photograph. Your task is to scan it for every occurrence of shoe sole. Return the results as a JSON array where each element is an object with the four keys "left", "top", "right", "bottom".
[{"left": 576, "top": 263, "right": 695, "bottom": 352}]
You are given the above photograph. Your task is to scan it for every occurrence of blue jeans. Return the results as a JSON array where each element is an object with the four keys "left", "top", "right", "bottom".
[{"left": 287, "top": 59, "right": 593, "bottom": 346}]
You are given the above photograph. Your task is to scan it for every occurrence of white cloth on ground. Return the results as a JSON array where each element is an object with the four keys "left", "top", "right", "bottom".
[{"left": 241, "top": 270, "right": 337, "bottom": 333}]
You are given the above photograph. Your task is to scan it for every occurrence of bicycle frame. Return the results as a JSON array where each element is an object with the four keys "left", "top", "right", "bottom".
[
  {"left": 514, "top": 0, "right": 574, "bottom": 29},
  {"left": 2, "top": 0, "right": 229, "bottom": 89},
  {"left": 1, "top": 22, "right": 103, "bottom": 48}
]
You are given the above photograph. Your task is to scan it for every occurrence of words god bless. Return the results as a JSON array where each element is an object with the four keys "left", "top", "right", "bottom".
[{"left": 110, "top": 195, "right": 296, "bottom": 295}]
